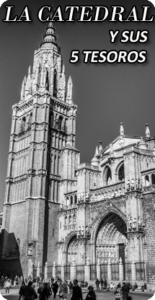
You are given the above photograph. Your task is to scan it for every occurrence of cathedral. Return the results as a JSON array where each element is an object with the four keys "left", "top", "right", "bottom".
[{"left": 2, "top": 21, "right": 155, "bottom": 288}]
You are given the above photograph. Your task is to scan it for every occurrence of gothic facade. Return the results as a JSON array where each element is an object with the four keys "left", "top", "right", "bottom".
[{"left": 2, "top": 22, "right": 155, "bottom": 287}]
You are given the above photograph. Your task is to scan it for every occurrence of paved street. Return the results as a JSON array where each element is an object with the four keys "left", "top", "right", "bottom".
[{"left": 0, "top": 290, "right": 153, "bottom": 300}]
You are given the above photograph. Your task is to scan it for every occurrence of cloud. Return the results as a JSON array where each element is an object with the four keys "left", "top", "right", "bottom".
[
  {"left": 0, "top": 0, "right": 7, "bottom": 7},
  {"left": 147, "top": 0, "right": 155, "bottom": 7}
]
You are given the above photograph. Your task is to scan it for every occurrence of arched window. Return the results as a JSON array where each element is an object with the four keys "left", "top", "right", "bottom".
[
  {"left": 21, "top": 116, "right": 26, "bottom": 132},
  {"left": 69, "top": 215, "right": 72, "bottom": 224},
  {"left": 66, "top": 197, "right": 70, "bottom": 206},
  {"left": 151, "top": 174, "right": 155, "bottom": 185},
  {"left": 104, "top": 166, "right": 112, "bottom": 186},
  {"left": 50, "top": 113, "right": 54, "bottom": 127},
  {"left": 145, "top": 175, "right": 150, "bottom": 186},
  {"left": 67, "top": 236, "right": 77, "bottom": 264},
  {"left": 64, "top": 119, "right": 67, "bottom": 133},
  {"left": 73, "top": 214, "right": 76, "bottom": 223},
  {"left": 45, "top": 69, "right": 49, "bottom": 91},
  {"left": 64, "top": 216, "right": 67, "bottom": 225},
  {"left": 58, "top": 116, "right": 63, "bottom": 130},
  {"left": 118, "top": 164, "right": 125, "bottom": 181},
  {"left": 74, "top": 195, "right": 77, "bottom": 204},
  {"left": 53, "top": 69, "right": 57, "bottom": 97},
  {"left": 70, "top": 196, "right": 73, "bottom": 205},
  {"left": 26, "top": 113, "right": 33, "bottom": 130}
]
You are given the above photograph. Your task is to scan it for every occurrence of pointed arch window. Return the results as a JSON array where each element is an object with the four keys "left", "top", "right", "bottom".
[
  {"left": 21, "top": 116, "right": 26, "bottom": 132},
  {"left": 104, "top": 166, "right": 112, "bottom": 186},
  {"left": 151, "top": 174, "right": 155, "bottom": 185},
  {"left": 64, "top": 119, "right": 67, "bottom": 133},
  {"left": 65, "top": 216, "right": 67, "bottom": 225},
  {"left": 26, "top": 112, "right": 33, "bottom": 130},
  {"left": 45, "top": 69, "right": 49, "bottom": 91},
  {"left": 50, "top": 113, "right": 54, "bottom": 127},
  {"left": 58, "top": 116, "right": 63, "bottom": 130},
  {"left": 66, "top": 197, "right": 70, "bottom": 206},
  {"left": 145, "top": 175, "right": 150, "bottom": 186},
  {"left": 67, "top": 236, "right": 77, "bottom": 264},
  {"left": 73, "top": 214, "right": 76, "bottom": 223},
  {"left": 118, "top": 164, "right": 125, "bottom": 181},
  {"left": 70, "top": 196, "right": 73, "bottom": 205},
  {"left": 53, "top": 69, "right": 57, "bottom": 97}
]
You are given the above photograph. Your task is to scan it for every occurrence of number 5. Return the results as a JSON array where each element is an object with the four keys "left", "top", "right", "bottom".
[{"left": 69, "top": 51, "right": 80, "bottom": 63}]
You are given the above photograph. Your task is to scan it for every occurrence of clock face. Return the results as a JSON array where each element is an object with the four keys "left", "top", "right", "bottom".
[{"left": 119, "top": 138, "right": 125, "bottom": 147}]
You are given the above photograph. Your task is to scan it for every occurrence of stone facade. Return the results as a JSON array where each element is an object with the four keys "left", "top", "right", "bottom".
[{"left": 2, "top": 22, "right": 155, "bottom": 287}]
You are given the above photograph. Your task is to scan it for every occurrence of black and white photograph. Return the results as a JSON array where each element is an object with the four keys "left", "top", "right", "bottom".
[{"left": 0, "top": 1, "right": 155, "bottom": 300}]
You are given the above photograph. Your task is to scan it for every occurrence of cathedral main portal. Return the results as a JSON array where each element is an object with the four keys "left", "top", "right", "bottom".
[{"left": 96, "top": 213, "right": 127, "bottom": 265}]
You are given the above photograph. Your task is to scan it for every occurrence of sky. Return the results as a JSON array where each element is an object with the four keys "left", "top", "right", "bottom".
[{"left": 0, "top": 0, "right": 155, "bottom": 209}]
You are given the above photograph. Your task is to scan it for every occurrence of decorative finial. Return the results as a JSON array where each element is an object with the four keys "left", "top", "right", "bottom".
[
  {"left": 120, "top": 122, "right": 124, "bottom": 136},
  {"left": 145, "top": 123, "right": 150, "bottom": 139},
  {"left": 62, "top": 64, "right": 65, "bottom": 74},
  {"left": 28, "top": 66, "right": 31, "bottom": 76},
  {"left": 66, "top": 76, "right": 73, "bottom": 103},
  {"left": 95, "top": 146, "right": 99, "bottom": 157},
  {"left": 99, "top": 141, "right": 103, "bottom": 152}
]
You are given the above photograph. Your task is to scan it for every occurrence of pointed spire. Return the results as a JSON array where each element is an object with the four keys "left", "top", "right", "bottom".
[
  {"left": 28, "top": 66, "right": 31, "bottom": 76},
  {"left": 99, "top": 141, "right": 103, "bottom": 152},
  {"left": 145, "top": 123, "right": 150, "bottom": 139},
  {"left": 120, "top": 122, "right": 124, "bottom": 136},
  {"left": 66, "top": 76, "right": 73, "bottom": 103},
  {"left": 25, "top": 66, "right": 31, "bottom": 90},
  {"left": 20, "top": 77, "right": 26, "bottom": 101},
  {"left": 110, "top": 143, "right": 113, "bottom": 154},
  {"left": 62, "top": 64, "right": 65, "bottom": 74},
  {"left": 40, "top": 21, "right": 60, "bottom": 51},
  {"left": 25, "top": 66, "right": 32, "bottom": 99},
  {"left": 95, "top": 146, "right": 99, "bottom": 157},
  {"left": 91, "top": 146, "right": 99, "bottom": 167},
  {"left": 33, "top": 62, "right": 40, "bottom": 91}
]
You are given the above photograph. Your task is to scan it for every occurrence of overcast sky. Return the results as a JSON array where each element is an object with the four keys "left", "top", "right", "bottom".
[{"left": 0, "top": 0, "right": 155, "bottom": 209}]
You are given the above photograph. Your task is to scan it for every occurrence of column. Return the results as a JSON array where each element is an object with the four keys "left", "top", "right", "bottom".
[
  {"left": 44, "top": 262, "right": 48, "bottom": 281},
  {"left": 61, "top": 263, "right": 65, "bottom": 281},
  {"left": 70, "top": 261, "right": 76, "bottom": 281},
  {"left": 119, "top": 258, "right": 124, "bottom": 281},
  {"left": 55, "top": 181, "right": 58, "bottom": 202},
  {"left": 131, "top": 261, "right": 136, "bottom": 282},
  {"left": 85, "top": 257, "right": 90, "bottom": 282},
  {"left": 96, "top": 258, "right": 101, "bottom": 279},
  {"left": 53, "top": 262, "right": 56, "bottom": 279},
  {"left": 107, "top": 259, "right": 111, "bottom": 283},
  {"left": 37, "top": 262, "right": 40, "bottom": 277}
]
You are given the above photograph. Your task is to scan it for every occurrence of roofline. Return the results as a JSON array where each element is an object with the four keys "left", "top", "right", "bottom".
[{"left": 102, "top": 135, "right": 141, "bottom": 154}]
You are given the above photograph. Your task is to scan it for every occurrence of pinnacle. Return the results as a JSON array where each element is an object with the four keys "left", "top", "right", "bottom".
[
  {"left": 145, "top": 123, "right": 150, "bottom": 138},
  {"left": 40, "top": 21, "right": 58, "bottom": 48},
  {"left": 120, "top": 122, "right": 124, "bottom": 136}
]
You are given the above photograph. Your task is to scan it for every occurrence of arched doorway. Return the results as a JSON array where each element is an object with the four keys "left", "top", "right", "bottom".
[
  {"left": 96, "top": 213, "right": 127, "bottom": 278},
  {"left": 67, "top": 235, "right": 78, "bottom": 264}
]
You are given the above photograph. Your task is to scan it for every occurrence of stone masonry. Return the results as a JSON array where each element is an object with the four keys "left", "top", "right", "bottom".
[{"left": 1, "top": 22, "right": 155, "bottom": 288}]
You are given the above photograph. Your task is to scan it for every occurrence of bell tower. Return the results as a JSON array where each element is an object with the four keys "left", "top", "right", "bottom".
[{"left": 2, "top": 22, "right": 78, "bottom": 276}]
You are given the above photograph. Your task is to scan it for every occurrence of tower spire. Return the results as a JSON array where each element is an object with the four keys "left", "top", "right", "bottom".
[
  {"left": 120, "top": 122, "right": 124, "bottom": 136},
  {"left": 99, "top": 141, "right": 103, "bottom": 152},
  {"left": 145, "top": 123, "right": 150, "bottom": 139},
  {"left": 95, "top": 146, "right": 99, "bottom": 157},
  {"left": 40, "top": 21, "right": 60, "bottom": 51}
]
